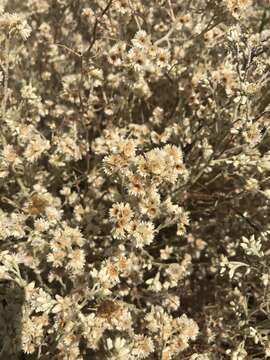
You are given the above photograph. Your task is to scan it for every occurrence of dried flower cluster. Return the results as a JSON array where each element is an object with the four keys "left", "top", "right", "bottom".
[{"left": 0, "top": 0, "right": 270, "bottom": 358}]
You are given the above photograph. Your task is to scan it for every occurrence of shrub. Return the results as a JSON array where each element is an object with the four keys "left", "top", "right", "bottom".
[{"left": 0, "top": 0, "right": 270, "bottom": 359}]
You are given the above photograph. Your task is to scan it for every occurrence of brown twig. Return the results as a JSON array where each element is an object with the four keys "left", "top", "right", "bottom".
[{"left": 83, "top": 0, "right": 114, "bottom": 61}]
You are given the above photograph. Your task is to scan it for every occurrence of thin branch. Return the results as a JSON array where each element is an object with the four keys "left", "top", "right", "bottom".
[{"left": 83, "top": 0, "right": 113, "bottom": 60}]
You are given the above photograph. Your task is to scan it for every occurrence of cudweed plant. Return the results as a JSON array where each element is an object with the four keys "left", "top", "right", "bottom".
[{"left": 0, "top": 0, "right": 270, "bottom": 359}]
